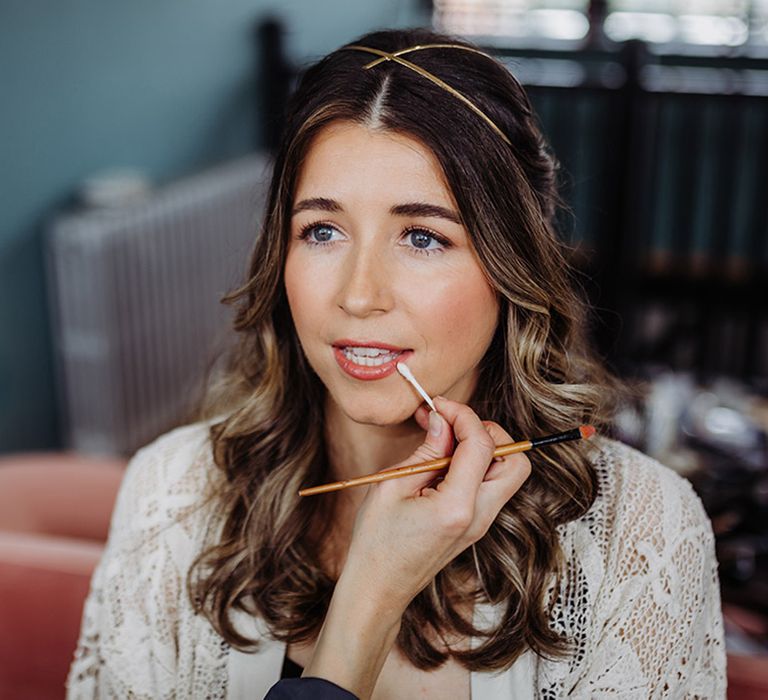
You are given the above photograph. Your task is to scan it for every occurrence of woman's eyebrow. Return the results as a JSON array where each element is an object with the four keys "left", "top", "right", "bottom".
[{"left": 291, "top": 197, "right": 462, "bottom": 225}]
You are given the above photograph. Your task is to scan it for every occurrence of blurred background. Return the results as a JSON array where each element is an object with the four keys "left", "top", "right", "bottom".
[{"left": 1, "top": 0, "right": 767, "bottom": 697}]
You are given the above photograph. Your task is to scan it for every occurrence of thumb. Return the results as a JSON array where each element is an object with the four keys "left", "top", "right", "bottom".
[
  {"left": 413, "top": 410, "right": 454, "bottom": 463},
  {"left": 381, "top": 409, "right": 454, "bottom": 495}
]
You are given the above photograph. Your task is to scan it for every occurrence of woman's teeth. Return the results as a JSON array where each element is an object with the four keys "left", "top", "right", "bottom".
[{"left": 342, "top": 347, "right": 403, "bottom": 366}]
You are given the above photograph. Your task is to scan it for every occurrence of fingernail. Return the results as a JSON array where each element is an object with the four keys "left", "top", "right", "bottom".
[{"left": 429, "top": 410, "right": 443, "bottom": 436}]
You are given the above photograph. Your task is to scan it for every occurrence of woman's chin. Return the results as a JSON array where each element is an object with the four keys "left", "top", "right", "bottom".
[
  {"left": 339, "top": 397, "right": 419, "bottom": 427},
  {"left": 351, "top": 408, "right": 414, "bottom": 427}
]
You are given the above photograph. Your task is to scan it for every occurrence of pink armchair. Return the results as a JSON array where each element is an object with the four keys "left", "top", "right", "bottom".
[{"left": 0, "top": 452, "right": 126, "bottom": 700}]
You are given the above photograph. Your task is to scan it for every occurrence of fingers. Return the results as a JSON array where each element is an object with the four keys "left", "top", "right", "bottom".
[
  {"left": 482, "top": 421, "right": 517, "bottom": 471},
  {"left": 478, "top": 420, "right": 531, "bottom": 483},
  {"left": 383, "top": 398, "right": 529, "bottom": 506},
  {"left": 430, "top": 396, "right": 496, "bottom": 498},
  {"left": 429, "top": 398, "right": 530, "bottom": 537},
  {"left": 410, "top": 403, "right": 453, "bottom": 462},
  {"left": 412, "top": 404, "right": 431, "bottom": 432},
  {"left": 379, "top": 403, "right": 454, "bottom": 495},
  {"left": 474, "top": 420, "right": 531, "bottom": 533}
]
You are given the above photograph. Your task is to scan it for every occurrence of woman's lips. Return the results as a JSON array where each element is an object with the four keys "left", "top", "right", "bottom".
[{"left": 333, "top": 347, "right": 414, "bottom": 381}]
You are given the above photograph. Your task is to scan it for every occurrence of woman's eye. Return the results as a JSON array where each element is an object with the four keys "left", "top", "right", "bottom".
[
  {"left": 404, "top": 228, "right": 449, "bottom": 256},
  {"left": 297, "top": 223, "right": 339, "bottom": 246},
  {"left": 296, "top": 222, "right": 450, "bottom": 256}
]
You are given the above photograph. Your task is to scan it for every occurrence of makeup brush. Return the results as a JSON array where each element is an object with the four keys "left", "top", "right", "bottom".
[{"left": 298, "top": 425, "right": 596, "bottom": 496}]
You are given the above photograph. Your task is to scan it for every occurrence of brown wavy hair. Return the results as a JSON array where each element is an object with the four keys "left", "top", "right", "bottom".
[{"left": 188, "top": 26, "right": 625, "bottom": 672}]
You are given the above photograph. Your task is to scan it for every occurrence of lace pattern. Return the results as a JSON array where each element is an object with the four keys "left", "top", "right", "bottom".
[
  {"left": 66, "top": 425, "right": 726, "bottom": 699},
  {"left": 66, "top": 424, "right": 230, "bottom": 699},
  {"left": 540, "top": 440, "right": 726, "bottom": 698}
]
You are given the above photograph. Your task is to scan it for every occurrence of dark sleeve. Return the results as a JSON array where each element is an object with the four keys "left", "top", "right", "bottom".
[{"left": 264, "top": 677, "right": 359, "bottom": 699}]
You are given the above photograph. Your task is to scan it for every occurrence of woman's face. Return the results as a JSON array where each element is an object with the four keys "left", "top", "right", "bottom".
[{"left": 284, "top": 121, "right": 500, "bottom": 425}]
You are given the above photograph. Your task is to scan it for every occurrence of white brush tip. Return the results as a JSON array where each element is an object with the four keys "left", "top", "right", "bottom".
[{"left": 396, "top": 362, "right": 436, "bottom": 411}]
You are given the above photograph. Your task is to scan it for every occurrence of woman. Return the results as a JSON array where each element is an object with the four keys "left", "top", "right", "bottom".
[{"left": 67, "top": 27, "right": 726, "bottom": 699}]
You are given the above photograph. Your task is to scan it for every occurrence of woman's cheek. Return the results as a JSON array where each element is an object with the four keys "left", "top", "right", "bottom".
[{"left": 286, "top": 252, "right": 329, "bottom": 304}]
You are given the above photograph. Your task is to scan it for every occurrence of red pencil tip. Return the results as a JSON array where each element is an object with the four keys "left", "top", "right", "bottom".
[{"left": 579, "top": 425, "right": 596, "bottom": 440}]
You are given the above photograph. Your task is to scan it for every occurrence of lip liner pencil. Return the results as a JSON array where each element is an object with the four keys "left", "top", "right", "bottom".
[{"left": 298, "top": 425, "right": 596, "bottom": 497}]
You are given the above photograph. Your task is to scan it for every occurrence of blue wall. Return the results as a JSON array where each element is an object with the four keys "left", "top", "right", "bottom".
[{"left": 0, "top": 0, "right": 427, "bottom": 452}]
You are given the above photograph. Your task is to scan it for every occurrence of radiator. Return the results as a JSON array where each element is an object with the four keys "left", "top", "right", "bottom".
[{"left": 46, "top": 154, "right": 272, "bottom": 456}]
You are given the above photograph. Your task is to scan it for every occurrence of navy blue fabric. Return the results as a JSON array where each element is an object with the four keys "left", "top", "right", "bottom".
[
  {"left": 264, "top": 677, "right": 359, "bottom": 699},
  {"left": 280, "top": 653, "right": 304, "bottom": 679}
]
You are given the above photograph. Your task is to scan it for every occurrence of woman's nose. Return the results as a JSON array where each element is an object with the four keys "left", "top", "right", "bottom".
[{"left": 335, "top": 245, "right": 394, "bottom": 317}]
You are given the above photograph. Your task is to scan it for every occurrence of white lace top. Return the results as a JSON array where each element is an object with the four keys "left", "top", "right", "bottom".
[{"left": 66, "top": 422, "right": 727, "bottom": 699}]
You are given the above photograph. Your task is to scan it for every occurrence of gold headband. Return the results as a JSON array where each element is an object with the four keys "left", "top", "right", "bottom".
[{"left": 340, "top": 43, "right": 512, "bottom": 147}]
